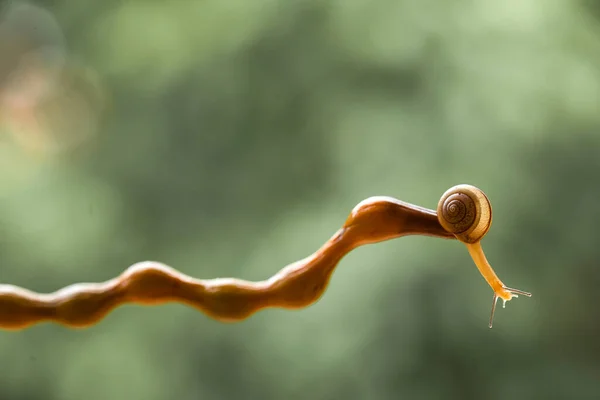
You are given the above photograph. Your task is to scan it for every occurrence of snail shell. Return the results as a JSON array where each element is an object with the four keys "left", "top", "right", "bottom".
[{"left": 436, "top": 184, "right": 492, "bottom": 244}]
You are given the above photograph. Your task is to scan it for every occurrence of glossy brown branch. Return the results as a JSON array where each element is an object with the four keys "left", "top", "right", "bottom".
[{"left": 0, "top": 196, "right": 455, "bottom": 330}]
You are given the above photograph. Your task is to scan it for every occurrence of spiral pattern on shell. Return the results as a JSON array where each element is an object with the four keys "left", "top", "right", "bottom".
[
  {"left": 436, "top": 184, "right": 492, "bottom": 244},
  {"left": 441, "top": 192, "right": 475, "bottom": 233}
]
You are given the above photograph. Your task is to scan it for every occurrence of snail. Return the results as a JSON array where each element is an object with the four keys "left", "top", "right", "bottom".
[
  {"left": 437, "top": 185, "right": 531, "bottom": 327},
  {"left": 0, "top": 184, "right": 530, "bottom": 330}
]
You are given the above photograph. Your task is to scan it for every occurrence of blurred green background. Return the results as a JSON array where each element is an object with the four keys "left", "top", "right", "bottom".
[{"left": 0, "top": 1, "right": 599, "bottom": 399}]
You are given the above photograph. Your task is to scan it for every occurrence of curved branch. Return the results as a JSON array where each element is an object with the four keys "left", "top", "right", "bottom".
[{"left": 0, "top": 196, "right": 455, "bottom": 330}]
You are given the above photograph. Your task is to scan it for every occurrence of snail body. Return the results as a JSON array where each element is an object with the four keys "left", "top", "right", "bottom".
[
  {"left": 0, "top": 184, "right": 529, "bottom": 330},
  {"left": 436, "top": 184, "right": 531, "bottom": 327}
]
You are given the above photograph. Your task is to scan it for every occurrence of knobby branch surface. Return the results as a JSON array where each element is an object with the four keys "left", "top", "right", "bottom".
[{"left": 0, "top": 197, "right": 455, "bottom": 330}]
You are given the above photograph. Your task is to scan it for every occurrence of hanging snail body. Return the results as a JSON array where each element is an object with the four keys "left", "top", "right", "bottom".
[
  {"left": 0, "top": 183, "right": 529, "bottom": 330},
  {"left": 436, "top": 185, "right": 531, "bottom": 327}
]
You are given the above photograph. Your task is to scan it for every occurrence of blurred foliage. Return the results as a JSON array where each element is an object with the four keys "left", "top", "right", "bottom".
[{"left": 0, "top": 0, "right": 599, "bottom": 399}]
